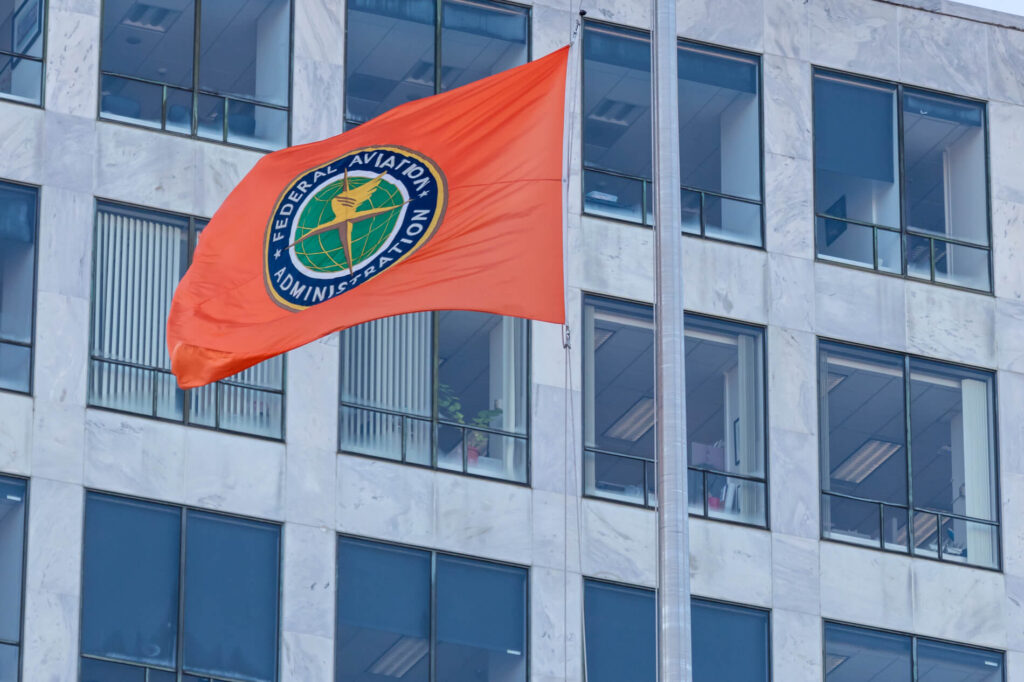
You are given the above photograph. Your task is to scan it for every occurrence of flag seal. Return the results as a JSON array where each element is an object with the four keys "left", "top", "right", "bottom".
[{"left": 263, "top": 145, "right": 447, "bottom": 311}]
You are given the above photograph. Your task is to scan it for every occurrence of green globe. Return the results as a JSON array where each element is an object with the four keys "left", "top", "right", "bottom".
[{"left": 293, "top": 177, "right": 404, "bottom": 273}]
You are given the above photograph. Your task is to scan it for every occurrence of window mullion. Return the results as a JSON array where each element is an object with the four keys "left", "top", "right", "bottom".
[
  {"left": 176, "top": 508, "right": 187, "bottom": 682},
  {"left": 191, "top": 0, "right": 202, "bottom": 137},
  {"left": 432, "top": 312, "right": 440, "bottom": 469},
  {"left": 905, "top": 355, "right": 915, "bottom": 555},
  {"left": 897, "top": 83, "right": 909, "bottom": 276},
  {"left": 430, "top": 551, "right": 438, "bottom": 682}
]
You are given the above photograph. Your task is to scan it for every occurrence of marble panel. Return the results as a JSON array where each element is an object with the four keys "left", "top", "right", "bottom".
[
  {"left": 764, "top": 152, "right": 814, "bottom": 260},
  {"left": 291, "top": 58, "right": 345, "bottom": 146},
  {"left": 292, "top": 0, "right": 345, "bottom": 64},
  {"left": 285, "top": 443, "right": 336, "bottom": 527},
  {"left": 989, "top": 102, "right": 1024, "bottom": 205},
  {"left": 0, "top": 392, "right": 32, "bottom": 476},
  {"left": 95, "top": 123, "right": 197, "bottom": 213},
  {"left": 37, "top": 187, "right": 93, "bottom": 300},
  {"left": 434, "top": 473, "right": 532, "bottom": 564},
  {"left": 820, "top": 541, "right": 914, "bottom": 632},
  {"left": 906, "top": 282, "right": 995, "bottom": 368},
  {"left": 21, "top": 589, "right": 80, "bottom": 682},
  {"left": 764, "top": 0, "right": 810, "bottom": 59},
  {"left": 194, "top": 141, "right": 262, "bottom": 218},
  {"left": 997, "top": 372, "right": 1024, "bottom": 477},
  {"left": 766, "top": 327, "right": 817, "bottom": 436},
  {"left": 768, "top": 252, "right": 815, "bottom": 333},
  {"left": 988, "top": 24, "right": 1024, "bottom": 106},
  {"left": 533, "top": 4, "right": 575, "bottom": 57},
  {"left": 771, "top": 533, "right": 820, "bottom": 614},
  {"left": 1005, "top": 574, "right": 1024, "bottom": 653},
  {"left": 282, "top": 523, "right": 336, "bottom": 638},
  {"left": 0, "top": 102, "right": 44, "bottom": 184},
  {"left": 998, "top": 300, "right": 1024, "bottom": 373},
  {"left": 676, "top": 0, "right": 764, "bottom": 53},
  {"left": 912, "top": 559, "right": 1006, "bottom": 648},
  {"left": 763, "top": 55, "right": 812, "bottom": 161},
  {"left": 281, "top": 631, "right": 334, "bottom": 682},
  {"left": 683, "top": 237, "right": 769, "bottom": 325},
  {"left": 899, "top": 7, "right": 989, "bottom": 99},
  {"left": 285, "top": 339, "right": 339, "bottom": 450},
  {"left": 814, "top": 263, "right": 907, "bottom": 351},
  {"left": 336, "top": 454, "right": 435, "bottom": 547},
  {"left": 807, "top": 0, "right": 899, "bottom": 81},
  {"left": 83, "top": 410, "right": 186, "bottom": 503},
  {"left": 771, "top": 609, "right": 822, "bottom": 682},
  {"left": 44, "top": 10, "right": 99, "bottom": 118},
  {"left": 183, "top": 427, "right": 286, "bottom": 520},
  {"left": 531, "top": 319, "right": 570, "bottom": 389},
  {"left": 580, "top": 498, "right": 656, "bottom": 587},
  {"left": 24, "top": 478, "right": 83, "bottom": 596},
  {"left": 572, "top": 217, "right": 653, "bottom": 303},
  {"left": 42, "top": 113, "right": 95, "bottom": 194},
  {"left": 689, "top": 518, "right": 772, "bottom": 608},
  {"left": 532, "top": 489, "right": 581, "bottom": 572},
  {"left": 579, "top": 0, "right": 649, "bottom": 30},
  {"left": 30, "top": 402, "right": 85, "bottom": 484},
  {"left": 993, "top": 199, "right": 1024, "bottom": 304},
  {"left": 531, "top": 567, "right": 582, "bottom": 682},
  {"left": 769, "top": 428, "right": 820, "bottom": 539},
  {"left": 530, "top": 383, "right": 581, "bottom": 495},
  {"left": 1000, "top": 472, "right": 1024, "bottom": 577},
  {"left": 31, "top": 291, "right": 89, "bottom": 405}
]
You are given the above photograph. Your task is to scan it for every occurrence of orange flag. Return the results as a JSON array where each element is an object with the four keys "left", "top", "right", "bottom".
[{"left": 168, "top": 46, "right": 569, "bottom": 388}]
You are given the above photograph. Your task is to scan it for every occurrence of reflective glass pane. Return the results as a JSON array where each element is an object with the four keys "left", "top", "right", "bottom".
[
  {"left": 405, "top": 417, "right": 432, "bottom": 466},
  {"left": 822, "top": 494, "right": 882, "bottom": 549},
  {"left": 583, "top": 23, "right": 651, "bottom": 180},
  {"left": 81, "top": 494, "right": 180, "bottom": 667},
  {"left": 227, "top": 100, "right": 288, "bottom": 151},
  {"left": 692, "top": 600, "right": 769, "bottom": 682},
  {"left": 466, "top": 431, "right": 527, "bottom": 483},
  {"left": 681, "top": 188, "right": 701, "bottom": 234},
  {"left": 341, "top": 314, "right": 433, "bottom": 417},
  {"left": 940, "top": 516, "right": 999, "bottom": 569},
  {"left": 678, "top": 42, "right": 760, "bottom": 201},
  {"left": 910, "top": 359, "right": 995, "bottom": 522},
  {"left": 101, "top": 0, "right": 194, "bottom": 87},
  {"left": 340, "top": 405, "right": 402, "bottom": 460},
  {"left": 913, "top": 510, "right": 940, "bottom": 559},
  {"left": 906, "top": 233, "right": 932, "bottom": 280},
  {"left": 0, "top": 181, "right": 36, "bottom": 345},
  {"left": 583, "top": 581, "right": 655, "bottom": 682},
  {"left": 183, "top": 511, "right": 279, "bottom": 682},
  {"left": 883, "top": 505, "right": 909, "bottom": 552},
  {"left": 917, "top": 639, "right": 1003, "bottom": 681},
  {"left": 196, "top": 93, "right": 225, "bottom": 141},
  {"left": 824, "top": 622, "right": 911, "bottom": 682},
  {"left": 814, "top": 72, "right": 900, "bottom": 229},
  {"left": 903, "top": 90, "right": 988, "bottom": 246},
  {"left": 584, "top": 296, "right": 654, "bottom": 459},
  {"left": 583, "top": 169, "right": 644, "bottom": 223},
  {"left": 165, "top": 86, "right": 193, "bottom": 134},
  {"left": 686, "top": 315, "right": 765, "bottom": 479},
  {"left": 706, "top": 474, "right": 766, "bottom": 526},
  {"left": 89, "top": 360, "right": 156, "bottom": 416},
  {"left": 436, "top": 555, "right": 527, "bottom": 682},
  {"left": 440, "top": 0, "right": 528, "bottom": 91},
  {"left": 155, "top": 371, "right": 185, "bottom": 421},
  {"left": 0, "top": 477, "right": 26, "bottom": 644},
  {"left": 100, "top": 74, "right": 163, "bottom": 128},
  {"left": 877, "top": 228, "right": 902, "bottom": 274},
  {"left": 703, "top": 195, "right": 762, "bottom": 246},
  {"left": 821, "top": 343, "right": 907, "bottom": 505},
  {"left": 149, "top": 671, "right": 176, "bottom": 682},
  {"left": 816, "top": 216, "right": 874, "bottom": 268},
  {"left": 345, "top": 0, "right": 435, "bottom": 124},
  {"left": 584, "top": 450, "right": 646, "bottom": 505},
  {"left": 80, "top": 657, "right": 146, "bottom": 682},
  {"left": 0, "top": 643, "right": 17, "bottom": 682},
  {"left": 336, "top": 538, "right": 430, "bottom": 682},
  {"left": 217, "top": 383, "right": 283, "bottom": 438},
  {"left": 199, "top": 0, "right": 289, "bottom": 106},
  {"left": 187, "top": 382, "right": 217, "bottom": 427},
  {"left": 1, "top": 0, "right": 43, "bottom": 58},
  {"left": 933, "top": 239, "right": 991, "bottom": 291},
  {"left": 0, "top": 342, "right": 29, "bottom": 393},
  {"left": 688, "top": 468, "right": 704, "bottom": 514},
  {"left": 438, "top": 311, "right": 527, "bottom": 435},
  {"left": 0, "top": 54, "right": 41, "bottom": 104},
  {"left": 437, "top": 423, "right": 464, "bottom": 471}
]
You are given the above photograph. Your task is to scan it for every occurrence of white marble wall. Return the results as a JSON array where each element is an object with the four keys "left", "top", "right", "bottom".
[{"left": 3, "top": 0, "right": 1024, "bottom": 680}]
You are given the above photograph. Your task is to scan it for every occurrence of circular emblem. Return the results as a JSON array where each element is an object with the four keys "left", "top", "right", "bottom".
[{"left": 264, "top": 145, "right": 447, "bottom": 311}]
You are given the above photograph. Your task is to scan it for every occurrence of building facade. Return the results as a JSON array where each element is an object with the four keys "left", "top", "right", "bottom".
[{"left": 2, "top": 0, "right": 1024, "bottom": 680}]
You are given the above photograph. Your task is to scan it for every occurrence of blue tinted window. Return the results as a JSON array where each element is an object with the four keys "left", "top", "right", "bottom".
[
  {"left": 183, "top": 511, "right": 280, "bottom": 682},
  {"left": 0, "top": 0, "right": 45, "bottom": 104},
  {"left": 336, "top": 538, "right": 430, "bottom": 682},
  {"left": 917, "top": 639, "right": 1003, "bottom": 681},
  {"left": 0, "top": 181, "right": 36, "bottom": 394},
  {"left": 440, "top": 0, "right": 528, "bottom": 91},
  {"left": 692, "top": 599, "right": 769, "bottom": 682},
  {"left": 0, "top": 475, "right": 26, "bottom": 677},
  {"left": 583, "top": 581, "right": 655, "bottom": 682},
  {"left": 81, "top": 494, "right": 181, "bottom": 668}
]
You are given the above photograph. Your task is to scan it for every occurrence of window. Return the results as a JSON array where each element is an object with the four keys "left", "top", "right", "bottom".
[
  {"left": 89, "top": 201, "right": 284, "bottom": 439},
  {"left": 0, "top": 476, "right": 27, "bottom": 682},
  {"left": 99, "top": 0, "right": 291, "bottom": 150},
  {"left": 0, "top": 180, "right": 36, "bottom": 394},
  {"left": 81, "top": 492, "right": 281, "bottom": 682},
  {"left": 582, "top": 295, "right": 767, "bottom": 524},
  {"left": 825, "top": 622, "right": 1004, "bottom": 681},
  {"left": 344, "top": 0, "right": 530, "bottom": 129},
  {"left": 583, "top": 584, "right": 770, "bottom": 682},
  {"left": 0, "top": 0, "right": 43, "bottom": 105},
  {"left": 582, "top": 23, "right": 764, "bottom": 246},
  {"left": 814, "top": 71, "right": 991, "bottom": 291},
  {"left": 819, "top": 341, "right": 999, "bottom": 569},
  {"left": 340, "top": 312, "right": 528, "bottom": 482},
  {"left": 336, "top": 536, "right": 527, "bottom": 682}
]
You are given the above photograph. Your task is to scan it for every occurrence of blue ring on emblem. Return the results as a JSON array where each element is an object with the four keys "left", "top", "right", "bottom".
[{"left": 264, "top": 146, "right": 445, "bottom": 311}]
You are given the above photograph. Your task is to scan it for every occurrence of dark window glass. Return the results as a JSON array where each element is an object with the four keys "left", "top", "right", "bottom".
[
  {"left": 0, "top": 475, "right": 26, "bottom": 677},
  {"left": 335, "top": 538, "right": 527, "bottom": 682},
  {"left": 0, "top": 642, "right": 18, "bottom": 682},
  {"left": 336, "top": 538, "right": 430, "bottom": 682},
  {"left": 89, "top": 202, "right": 284, "bottom": 438},
  {"left": 81, "top": 494, "right": 181, "bottom": 668},
  {"left": 81, "top": 494, "right": 281, "bottom": 682},
  {"left": 917, "top": 639, "right": 1003, "bottom": 681},
  {"left": 183, "top": 511, "right": 280, "bottom": 682},
  {"left": 339, "top": 311, "right": 529, "bottom": 483},
  {"left": 814, "top": 71, "right": 990, "bottom": 291},
  {"left": 820, "top": 342, "right": 999, "bottom": 567},
  {"left": 100, "top": 0, "right": 290, "bottom": 150},
  {"left": 583, "top": 296, "right": 768, "bottom": 524},
  {"left": 583, "top": 581, "right": 655, "bottom": 682},
  {"left": 345, "top": 0, "right": 528, "bottom": 128},
  {"left": 692, "top": 599, "right": 770, "bottom": 682},
  {"left": 0, "top": 0, "right": 44, "bottom": 104},
  {"left": 0, "top": 181, "right": 36, "bottom": 394}
]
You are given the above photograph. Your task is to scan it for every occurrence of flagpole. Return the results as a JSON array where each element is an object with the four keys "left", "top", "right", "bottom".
[{"left": 652, "top": 0, "right": 692, "bottom": 680}]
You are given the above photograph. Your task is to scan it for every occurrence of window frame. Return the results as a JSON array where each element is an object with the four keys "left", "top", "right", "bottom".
[
  {"left": 95, "top": 0, "right": 294, "bottom": 152},
  {"left": 580, "top": 292, "right": 770, "bottom": 529},
  {"left": 0, "top": 0, "right": 46, "bottom": 108},
  {"left": 579, "top": 18, "right": 767, "bottom": 250},
  {"left": 0, "top": 178, "right": 39, "bottom": 397},
  {"left": 811, "top": 66, "right": 994, "bottom": 295},
  {"left": 816, "top": 337, "right": 1003, "bottom": 572},
  {"left": 78, "top": 489, "right": 284, "bottom": 682},
  {"left": 821, "top": 619, "right": 1006, "bottom": 682},
  {"left": 86, "top": 197, "right": 287, "bottom": 441},
  {"left": 0, "top": 473, "right": 29, "bottom": 682},
  {"left": 334, "top": 532, "right": 531, "bottom": 682},
  {"left": 342, "top": 0, "right": 533, "bottom": 132},
  {"left": 337, "top": 312, "right": 532, "bottom": 486}
]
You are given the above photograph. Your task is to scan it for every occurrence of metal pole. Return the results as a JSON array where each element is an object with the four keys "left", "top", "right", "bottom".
[{"left": 651, "top": 0, "right": 691, "bottom": 680}]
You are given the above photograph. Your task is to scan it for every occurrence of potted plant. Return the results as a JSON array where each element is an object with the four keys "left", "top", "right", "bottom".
[{"left": 438, "top": 383, "right": 502, "bottom": 465}]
